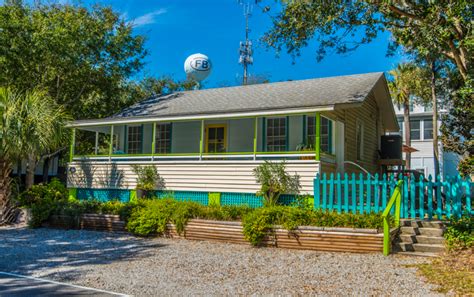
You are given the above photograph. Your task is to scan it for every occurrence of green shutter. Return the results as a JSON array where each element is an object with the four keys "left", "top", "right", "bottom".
[{"left": 262, "top": 117, "right": 266, "bottom": 152}]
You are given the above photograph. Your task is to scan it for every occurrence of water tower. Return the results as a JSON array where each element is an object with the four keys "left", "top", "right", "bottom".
[{"left": 184, "top": 53, "right": 212, "bottom": 89}]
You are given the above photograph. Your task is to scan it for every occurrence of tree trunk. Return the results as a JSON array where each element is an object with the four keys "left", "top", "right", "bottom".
[
  {"left": 42, "top": 157, "right": 50, "bottom": 183},
  {"left": 0, "top": 158, "right": 12, "bottom": 213},
  {"left": 431, "top": 61, "right": 440, "bottom": 180},
  {"left": 403, "top": 101, "right": 411, "bottom": 170},
  {"left": 25, "top": 154, "right": 36, "bottom": 190}
]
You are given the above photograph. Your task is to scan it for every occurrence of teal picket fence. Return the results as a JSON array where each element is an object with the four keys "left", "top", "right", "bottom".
[{"left": 314, "top": 173, "right": 472, "bottom": 219}]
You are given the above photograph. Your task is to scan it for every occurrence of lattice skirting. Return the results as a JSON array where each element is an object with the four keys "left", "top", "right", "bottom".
[{"left": 73, "top": 188, "right": 303, "bottom": 207}]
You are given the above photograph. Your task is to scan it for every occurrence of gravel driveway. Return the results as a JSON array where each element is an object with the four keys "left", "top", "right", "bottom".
[{"left": 0, "top": 226, "right": 442, "bottom": 296}]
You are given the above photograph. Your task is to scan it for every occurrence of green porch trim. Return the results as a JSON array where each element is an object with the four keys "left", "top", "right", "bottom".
[
  {"left": 208, "top": 192, "right": 221, "bottom": 206},
  {"left": 74, "top": 150, "right": 319, "bottom": 159},
  {"left": 69, "top": 128, "right": 76, "bottom": 162},
  {"left": 109, "top": 125, "right": 114, "bottom": 157},
  {"left": 315, "top": 113, "right": 320, "bottom": 161},
  {"left": 68, "top": 188, "right": 77, "bottom": 201}
]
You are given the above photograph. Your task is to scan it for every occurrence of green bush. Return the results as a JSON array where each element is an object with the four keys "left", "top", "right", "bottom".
[
  {"left": 253, "top": 161, "right": 301, "bottom": 206},
  {"left": 131, "top": 165, "right": 165, "bottom": 198},
  {"left": 242, "top": 206, "right": 388, "bottom": 246},
  {"left": 18, "top": 178, "right": 67, "bottom": 207},
  {"left": 126, "top": 199, "right": 254, "bottom": 236},
  {"left": 445, "top": 213, "right": 473, "bottom": 251}
]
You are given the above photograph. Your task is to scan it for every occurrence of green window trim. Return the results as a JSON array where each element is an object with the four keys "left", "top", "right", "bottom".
[
  {"left": 286, "top": 116, "right": 289, "bottom": 151},
  {"left": 262, "top": 117, "right": 266, "bottom": 151}
]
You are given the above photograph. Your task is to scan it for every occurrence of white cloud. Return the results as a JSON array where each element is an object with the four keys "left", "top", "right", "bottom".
[{"left": 132, "top": 8, "right": 167, "bottom": 27}]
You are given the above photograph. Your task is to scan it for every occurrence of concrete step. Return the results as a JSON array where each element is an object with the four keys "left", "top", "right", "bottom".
[
  {"left": 399, "top": 234, "right": 445, "bottom": 244},
  {"left": 394, "top": 242, "right": 445, "bottom": 253},
  {"left": 418, "top": 227, "right": 444, "bottom": 237},
  {"left": 400, "top": 226, "right": 419, "bottom": 235},
  {"left": 394, "top": 251, "right": 440, "bottom": 258},
  {"left": 411, "top": 220, "right": 445, "bottom": 229}
]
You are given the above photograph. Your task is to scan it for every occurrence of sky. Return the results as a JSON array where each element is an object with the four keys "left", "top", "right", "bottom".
[{"left": 69, "top": 0, "right": 403, "bottom": 88}]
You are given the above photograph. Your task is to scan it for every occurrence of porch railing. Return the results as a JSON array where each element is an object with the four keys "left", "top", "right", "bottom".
[{"left": 314, "top": 173, "right": 472, "bottom": 219}]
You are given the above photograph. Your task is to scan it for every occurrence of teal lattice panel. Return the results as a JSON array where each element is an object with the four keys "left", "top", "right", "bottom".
[
  {"left": 278, "top": 194, "right": 298, "bottom": 206},
  {"left": 220, "top": 192, "right": 263, "bottom": 208},
  {"left": 155, "top": 191, "right": 209, "bottom": 205},
  {"left": 77, "top": 188, "right": 130, "bottom": 202}
]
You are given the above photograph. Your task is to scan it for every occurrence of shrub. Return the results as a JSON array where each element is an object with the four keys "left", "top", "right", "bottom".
[
  {"left": 445, "top": 213, "right": 473, "bottom": 251},
  {"left": 18, "top": 178, "right": 67, "bottom": 207},
  {"left": 241, "top": 206, "right": 388, "bottom": 246},
  {"left": 253, "top": 161, "right": 301, "bottom": 207},
  {"left": 131, "top": 165, "right": 165, "bottom": 198}
]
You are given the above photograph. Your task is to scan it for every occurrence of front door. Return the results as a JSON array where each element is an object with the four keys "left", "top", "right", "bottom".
[{"left": 206, "top": 125, "right": 227, "bottom": 153}]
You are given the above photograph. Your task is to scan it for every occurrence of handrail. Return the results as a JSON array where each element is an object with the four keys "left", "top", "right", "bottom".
[{"left": 382, "top": 180, "right": 403, "bottom": 256}]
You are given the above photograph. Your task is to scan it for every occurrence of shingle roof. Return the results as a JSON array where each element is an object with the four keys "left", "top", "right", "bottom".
[{"left": 111, "top": 72, "right": 385, "bottom": 119}]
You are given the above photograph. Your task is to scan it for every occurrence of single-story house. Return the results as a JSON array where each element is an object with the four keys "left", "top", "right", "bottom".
[{"left": 67, "top": 72, "right": 399, "bottom": 204}]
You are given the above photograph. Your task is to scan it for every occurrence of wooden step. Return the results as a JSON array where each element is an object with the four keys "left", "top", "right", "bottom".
[{"left": 399, "top": 234, "right": 445, "bottom": 245}]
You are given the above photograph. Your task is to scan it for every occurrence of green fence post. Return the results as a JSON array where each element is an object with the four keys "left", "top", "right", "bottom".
[
  {"left": 68, "top": 188, "right": 77, "bottom": 201},
  {"left": 130, "top": 189, "right": 137, "bottom": 202}
]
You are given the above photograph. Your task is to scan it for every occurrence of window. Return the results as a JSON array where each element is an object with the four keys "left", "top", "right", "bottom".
[
  {"left": 423, "top": 119, "right": 433, "bottom": 140},
  {"left": 127, "top": 125, "right": 142, "bottom": 154},
  {"left": 155, "top": 123, "right": 172, "bottom": 154},
  {"left": 307, "top": 116, "right": 333, "bottom": 154},
  {"left": 356, "top": 120, "right": 364, "bottom": 160},
  {"left": 410, "top": 119, "right": 421, "bottom": 140},
  {"left": 266, "top": 117, "right": 287, "bottom": 152},
  {"left": 320, "top": 117, "right": 332, "bottom": 154}
]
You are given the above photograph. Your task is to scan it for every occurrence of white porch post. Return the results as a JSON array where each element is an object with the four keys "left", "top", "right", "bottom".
[{"left": 94, "top": 131, "right": 99, "bottom": 155}]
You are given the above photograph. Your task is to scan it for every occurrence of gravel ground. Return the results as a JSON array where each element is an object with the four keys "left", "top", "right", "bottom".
[{"left": 0, "top": 226, "right": 442, "bottom": 296}]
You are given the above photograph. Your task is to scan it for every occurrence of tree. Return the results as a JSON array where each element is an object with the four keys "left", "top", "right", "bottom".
[
  {"left": 0, "top": 2, "right": 147, "bottom": 119},
  {"left": 388, "top": 63, "right": 429, "bottom": 170},
  {"left": 0, "top": 88, "right": 70, "bottom": 221},
  {"left": 253, "top": 161, "right": 300, "bottom": 207},
  {"left": 440, "top": 77, "right": 473, "bottom": 177},
  {"left": 263, "top": 1, "right": 472, "bottom": 82}
]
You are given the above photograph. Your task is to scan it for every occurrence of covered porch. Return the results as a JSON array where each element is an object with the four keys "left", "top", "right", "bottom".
[{"left": 70, "top": 112, "right": 341, "bottom": 165}]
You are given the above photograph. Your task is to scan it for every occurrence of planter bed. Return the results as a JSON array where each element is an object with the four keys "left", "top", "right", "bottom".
[{"left": 46, "top": 214, "right": 385, "bottom": 253}]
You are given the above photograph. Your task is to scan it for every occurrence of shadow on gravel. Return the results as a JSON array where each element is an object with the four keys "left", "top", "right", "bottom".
[{"left": 0, "top": 227, "right": 164, "bottom": 282}]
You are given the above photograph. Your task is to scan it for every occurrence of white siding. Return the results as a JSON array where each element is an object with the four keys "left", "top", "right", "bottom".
[{"left": 68, "top": 160, "right": 320, "bottom": 194}]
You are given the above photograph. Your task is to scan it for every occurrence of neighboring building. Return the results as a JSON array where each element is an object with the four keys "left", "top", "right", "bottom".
[
  {"left": 394, "top": 102, "right": 460, "bottom": 178},
  {"left": 67, "top": 72, "right": 399, "bottom": 201}
]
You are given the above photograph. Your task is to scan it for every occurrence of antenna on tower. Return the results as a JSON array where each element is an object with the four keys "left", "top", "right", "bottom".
[{"left": 238, "top": 0, "right": 253, "bottom": 85}]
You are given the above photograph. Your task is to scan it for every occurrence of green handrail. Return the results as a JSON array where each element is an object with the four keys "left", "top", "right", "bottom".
[{"left": 382, "top": 180, "right": 403, "bottom": 256}]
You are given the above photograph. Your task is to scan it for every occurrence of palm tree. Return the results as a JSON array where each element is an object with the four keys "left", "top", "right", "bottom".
[
  {"left": 0, "top": 88, "right": 70, "bottom": 223},
  {"left": 389, "top": 64, "right": 415, "bottom": 169}
]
